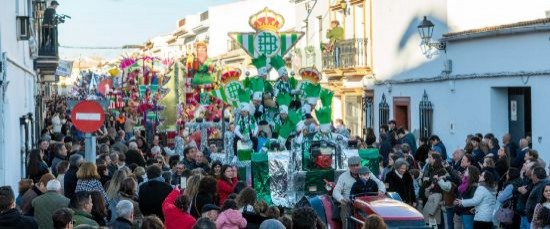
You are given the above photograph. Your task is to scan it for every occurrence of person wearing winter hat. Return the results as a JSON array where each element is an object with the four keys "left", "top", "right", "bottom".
[
  {"left": 259, "top": 219, "right": 286, "bottom": 229},
  {"left": 234, "top": 89, "right": 258, "bottom": 158},
  {"left": 350, "top": 166, "right": 382, "bottom": 197},
  {"left": 272, "top": 55, "right": 298, "bottom": 97},
  {"left": 333, "top": 157, "right": 385, "bottom": 229}
]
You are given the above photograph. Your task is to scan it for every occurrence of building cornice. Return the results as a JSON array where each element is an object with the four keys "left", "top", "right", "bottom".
[
  {"left": 442, "top": 18, "right": 550, "bottom": 42},
  {"left": 375, "top": 70, "right": 550, "bottom": 85}
]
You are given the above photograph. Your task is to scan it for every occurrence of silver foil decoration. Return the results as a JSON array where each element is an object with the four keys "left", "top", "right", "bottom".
[{"left": 268, "top": 151, "right": 291, "bottom": 207}]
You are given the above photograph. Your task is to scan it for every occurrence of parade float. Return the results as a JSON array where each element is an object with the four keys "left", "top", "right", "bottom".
[{"left": 72, "top": 7, "right": 382, "bottom": 215}]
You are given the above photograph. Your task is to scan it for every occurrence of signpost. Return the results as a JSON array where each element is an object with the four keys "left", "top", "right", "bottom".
[{"left": 71, "top": 100, "right": 105, "bottom": 162}]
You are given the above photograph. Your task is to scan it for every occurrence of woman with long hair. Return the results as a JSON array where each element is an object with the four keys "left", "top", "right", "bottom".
[
  {"left": 236, "top": 187, "right": 257, "bottom": 213},
  {"left": 109, "top": 177, "right": 142, "bottom": 223},
  {"left": 27, "top": 149, "right": 50, "bottom": 183},
  {"left": 90, "top": 190, "right": 109, "bottom": 226},
  {"left": 456, "top": 167, "right": 496, "bottom": 229},
  {"left": 105, "top": 168, "right": 129, "bottom": 200},
  {"left": 210, "top": 160, "right": 223, "bottom": 180},
  {"left": 217, "top": 164, "right": 238, "bottom": 206},
  {"left": 456, "top": 165, "right": 479, "bottom": 229},
  {"left": 75, "top": 162, "right": 108, "bottom": 203},
  {"left": 495, "top": 147, "right": 510, "bottom": 181},
  {"left": 183, "top": 174, "right": 203, "bottom": 201},
  {"left": 190, "top": 176, "right": 218, "bottom": 218},
  {"left": 531, "top": 184, "right": 550, "bottom": 229}
]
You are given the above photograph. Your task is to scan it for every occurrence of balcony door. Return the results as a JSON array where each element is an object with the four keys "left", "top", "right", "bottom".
[{"left": 393, "top": 97, "right": 410, "bottom": 130}]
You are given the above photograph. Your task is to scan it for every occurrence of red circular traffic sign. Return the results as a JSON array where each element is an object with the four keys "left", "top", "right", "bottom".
[{"left": 71, "top": 100, "right": 105, "bottom": 133}]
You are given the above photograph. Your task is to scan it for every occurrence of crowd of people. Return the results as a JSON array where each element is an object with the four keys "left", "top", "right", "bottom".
[
  {"left": 3, "top": 94, "right": 548, "bottom": 229},
  {"left": 331, "top": 120, "right": 548, "bottom": 229},
  {"left": 1, "top": 95, "right": 390, "bottom": 229}
]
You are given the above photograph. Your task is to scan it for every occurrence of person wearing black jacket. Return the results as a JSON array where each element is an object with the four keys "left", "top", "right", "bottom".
[
  {"left": 385, "top": 159, "right": 416, "bottom": 206},
  {"left": 526, "top": 166, "right": 549, "bottom": 223},
  {"left": 191, "top": 176, "right": 218, "bottom": 218},
  {"left": 350, "top": 167, "right": 379, "bottom": 196},
  {"left": 64, "top": 154, "right": 83, "bottom": 201},
  {"left": 0, "top": 186, "right": 38, "bottom": 229},
  {"left": 138, "top": 165, "right": 172, "bottom": 221}
]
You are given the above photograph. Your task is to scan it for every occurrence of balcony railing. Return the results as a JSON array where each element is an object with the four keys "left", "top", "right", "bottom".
[
  {"left": 33, "top": 0, "right": 59, "bottom": 57},
  {"left": 322, "top": 38, "right": 368, "bottom": 71}
]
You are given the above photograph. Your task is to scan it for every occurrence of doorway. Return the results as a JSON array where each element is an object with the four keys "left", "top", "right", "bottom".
[
  {"left": 393, "top": 97, "right": 410, "bottom": 130},
  {"left": 508, "top": 87, "right": 532, "bottom": 144}
]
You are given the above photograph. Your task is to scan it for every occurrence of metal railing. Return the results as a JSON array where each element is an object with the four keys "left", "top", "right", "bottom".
[
  {"left": 419, "top": 90, "right": 433, "bottom": 139},
  {"left": 33, "top": 1, "right": 60, "bottom": 57},
  {"left": 322, "top": 38, "right": 368, "bottom": 70}
]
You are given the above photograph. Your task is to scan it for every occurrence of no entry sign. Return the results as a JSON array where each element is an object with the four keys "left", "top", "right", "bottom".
[{"left": 71, "top": 100, "right": 105, "bottom": 133}]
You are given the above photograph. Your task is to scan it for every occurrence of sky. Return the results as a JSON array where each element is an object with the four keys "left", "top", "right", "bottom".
[{"left": 58, "top": 0, "right": 238, "bottom": 60}]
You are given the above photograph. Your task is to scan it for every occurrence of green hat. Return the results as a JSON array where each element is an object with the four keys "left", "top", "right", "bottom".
[
  {"left": 278, "top": 121, "right": 295, "bottom": 142},
  {"left": 288, "top": 109, "right": 302, "bottom": 125},
  {"left": 252, "top": 55, "right": 269, "bottom": 77},
  {"left": 248, "top": 77, "right": 265, "bottom": 93},
  {"left": 238, "top": 88, "right": 252, "bottom": 112},
  {"left": 276, "top": 93, "right": 292, "bottom": 114},
  {"left": 315, "top": 106, "right": 332, "bottom": 133},
  {"left": 320, "top": 88, "right": 334, "bottom": 108},
  {"left": 270, "top": 55, "right": 287, "bottom": 77},
  {"left": 304, "top": 83, "right": 321, "bottom": 105}
]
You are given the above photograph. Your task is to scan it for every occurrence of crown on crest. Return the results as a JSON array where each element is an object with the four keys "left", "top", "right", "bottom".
[
  {"left": 249, "top": 7, "right": 285, "bottom": 32},
  {"left": 299, "top": 67, "right": 320, "bottom": 83},
  {"left": 221, "top": 67, "right": 242, "bottom": 84}
]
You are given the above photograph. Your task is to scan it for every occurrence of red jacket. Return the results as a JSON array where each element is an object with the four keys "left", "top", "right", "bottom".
[
  {"left": 162, "top": 188, "right": 196, "bottom": 229},
  {"left": 217, "top": 177, "right": 238, "bottom": 206}
]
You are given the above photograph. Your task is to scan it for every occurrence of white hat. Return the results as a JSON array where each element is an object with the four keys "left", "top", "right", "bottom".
[
  {"left": 307, "top": 97, "right": 318, "bottom": 105},
  {"left": 302, "top": 104, "right": 312, "bottom": 114},
  {"left": 46, "top": 180, "right": 61, "bottom": 191},
  {"left": 279, "top": 105, "right": 288, "bottom": 114},
  {"left": 252, "top": 92, "right": 263, "bottom": 101},
  {"left": 239, "top": 103, "right": 249, "bottom": 112}
]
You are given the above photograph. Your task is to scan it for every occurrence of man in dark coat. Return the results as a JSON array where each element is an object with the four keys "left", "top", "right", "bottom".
[
  {"left": 64, "top": 154, "right": 83, "bottom": 201},
  {"left": 110, "top": 200, "right": 134, "bottom": 229},
  {"left": 0, "top": 186, "right": 38, "bottom": 229},
  {"left": 526, "top": 166, "right": 549, "bottom": 223},
  {"left": 138, "top": 164, "right": 172, "bottom": 221}
]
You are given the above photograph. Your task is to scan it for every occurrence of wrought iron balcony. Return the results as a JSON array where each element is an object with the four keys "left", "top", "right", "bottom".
[
  {"left": 33, "top": 0, "right": 61, "bottom": 75},
  {"left": 322, "top": 38, "right": 369, "bottom": 76}
]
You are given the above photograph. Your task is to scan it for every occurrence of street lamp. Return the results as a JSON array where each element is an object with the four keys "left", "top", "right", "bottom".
[{"left": 417, "top": 16, "right": 445, "bottom": 58}]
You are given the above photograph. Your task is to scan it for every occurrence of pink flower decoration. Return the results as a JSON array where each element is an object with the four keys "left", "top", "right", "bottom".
[{"left": 119, "top": 58, "right": 136, "bottom": 70}]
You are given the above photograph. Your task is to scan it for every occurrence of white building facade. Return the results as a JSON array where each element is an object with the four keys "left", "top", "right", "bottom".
[
  {"left": 0, "top": 0, "right": 40, "bottom": 188},
  {"left": 371, "top": 0, "right": 550, "bottom": 162}
]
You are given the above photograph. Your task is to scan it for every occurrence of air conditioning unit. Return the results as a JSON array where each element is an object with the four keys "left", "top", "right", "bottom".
[{"left": 16, "top": 16, "right": 30, "bottom": 40}]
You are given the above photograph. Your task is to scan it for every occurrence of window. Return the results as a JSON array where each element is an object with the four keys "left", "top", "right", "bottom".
[
  {"left": 419, "top": 90, "right": 433, "bottom": 139},
  {"left": 362, "top": 95, "right": 374, "bottom": 129},
  {"left": 378, "top": 93, "right": 389, "bottom": 128},
  {"left": 17, "top": 16, "right": 30, "bottom": 40}
]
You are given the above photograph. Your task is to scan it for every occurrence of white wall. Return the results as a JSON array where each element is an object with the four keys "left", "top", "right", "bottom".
[
  {"left": 373, "top": 31, "right": 550, "bottom": 164},
  {"left": 293, "top": 0, "right": 330, "bottom": 70},
  {"left": 372, "top": 0, "right": 447, "bottom": 81},
  {"left": 0, "top": 0, "right": 38, "bottom": 188},
  {"left": 447, "top": 0, "right": 550, "bottom": 32}
]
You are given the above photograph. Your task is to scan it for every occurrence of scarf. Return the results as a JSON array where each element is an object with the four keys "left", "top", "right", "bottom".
[{"left": 458, "top": 176, "right": 469, "bottom": 194}]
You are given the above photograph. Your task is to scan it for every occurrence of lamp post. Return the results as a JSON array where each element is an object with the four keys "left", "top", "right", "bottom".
[{"left": 417, "top": 16, "right": 446, "bottom": 58}]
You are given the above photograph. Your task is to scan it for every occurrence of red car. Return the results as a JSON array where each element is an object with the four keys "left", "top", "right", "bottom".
[
  {"left": 307, "top": 193, "right": 429, "bottom": 229},
  {"left": 349, "top": 194, "right": 428, "bottom": 229}
]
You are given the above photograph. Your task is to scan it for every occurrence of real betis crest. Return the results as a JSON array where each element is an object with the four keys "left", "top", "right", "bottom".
[
  {"left": 229, "top": 7, "right": 304, "bottom": 61},
  {"left": 211, "top": 67, "right": 243, "bottom": 107}
]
